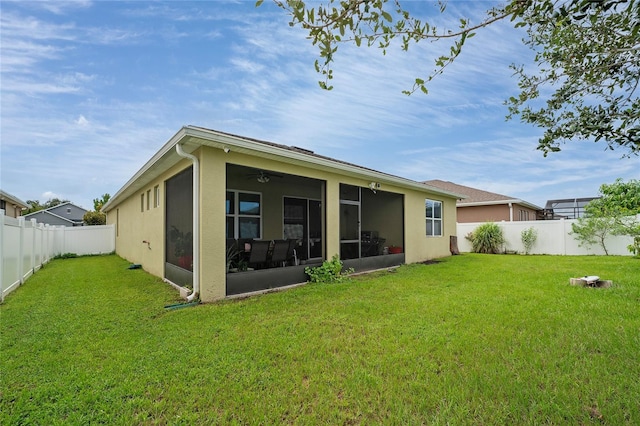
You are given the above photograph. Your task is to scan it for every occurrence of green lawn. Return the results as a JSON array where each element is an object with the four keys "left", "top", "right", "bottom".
[{"left": 1, "top": 254, "right": 639, "bottom": 425}]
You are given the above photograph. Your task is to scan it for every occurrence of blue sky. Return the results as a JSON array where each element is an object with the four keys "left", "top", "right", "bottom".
[{"left": 2, "top": 0, "right": 638, "bottom": 211}]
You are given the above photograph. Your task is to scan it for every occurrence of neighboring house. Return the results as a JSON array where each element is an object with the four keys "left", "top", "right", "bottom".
[
  {"left": 541, "top": 197, "right": 599, "bottom": 219},
  {"left": 423, "top": 180, "right": 542, "bottom": 223},
  {"left": 102, "top": 126, "right": 465, "bottom": 302},
  {"left": 23, "top": 202, "right": 88, "bottom": 226},
  {"left": 0, "top": 190, "right": 28, "bottom": 218}
]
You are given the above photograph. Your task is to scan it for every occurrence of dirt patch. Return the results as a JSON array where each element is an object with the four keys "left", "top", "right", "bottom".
[{"left": 420, "top": 259, "right": 441, "bottom": 265}]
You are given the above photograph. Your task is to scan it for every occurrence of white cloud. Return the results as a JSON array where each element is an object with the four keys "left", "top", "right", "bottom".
[
  {"left": 76, "top": 115, "right": 89, "bottom": 126},
  {"left": 41, "top": 191, "right": 62, "bottom": 201}
]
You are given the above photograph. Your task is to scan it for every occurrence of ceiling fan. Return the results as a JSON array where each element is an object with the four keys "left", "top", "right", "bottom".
[{"left": 246, "top": 170, "right": 283, "bottom": 183}]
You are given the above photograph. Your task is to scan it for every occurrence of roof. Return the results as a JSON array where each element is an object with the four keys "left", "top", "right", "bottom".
[
  {"left": 23, "top": 202, "right": 87, "bottom": 222},
  {"left": 0, "top": 190, "right": 29, "bottom": 209},
  {"left": 103, "top": 126, "right": 466, "bottom": 212},
  {"left": 23, "top": 209, "right": 80, "bottom": 225},
  {"left": 423, "top": 180, "right": 542, "bottom": 211}
]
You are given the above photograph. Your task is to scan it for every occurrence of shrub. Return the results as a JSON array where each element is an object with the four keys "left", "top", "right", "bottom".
[
  {"left": 54, "top": 253, "right": 78, "bottom": 259},
  {"left": 305, "top": 254, "right": 354, "bottom": 283},
  {"left": 470, "top": 223, "right": 505, "bottom": 254},
  {"left": 521, "top": 227, "right": 538, "bottom": 255},
  {"left": 83, "top": 211, "right": 106, "bottom": 225}
]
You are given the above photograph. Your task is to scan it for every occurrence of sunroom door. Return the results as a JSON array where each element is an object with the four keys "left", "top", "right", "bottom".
[{"left": 283, "top": 197, "right": 322, "bottom": 261}]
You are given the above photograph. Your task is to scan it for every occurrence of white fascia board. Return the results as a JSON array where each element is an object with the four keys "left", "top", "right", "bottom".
[
  {"left": 0, "top": 190, "right": 29, "bottom": 208},
  {"left": 103, "top": 126, "right": 465, "bottom": 211}
]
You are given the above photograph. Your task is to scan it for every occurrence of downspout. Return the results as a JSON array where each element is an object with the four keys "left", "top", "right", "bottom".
[
  {"left": 508, "top": 202, "right": 513, "bottom": 222},
  {"left": 175, "top": 143, "right": 200, "bottom": 302}
]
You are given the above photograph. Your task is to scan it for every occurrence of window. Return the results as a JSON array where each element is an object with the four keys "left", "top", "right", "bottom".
[
  {"left": 154, "top": 185, "right": 160, "bottom": 208},
  {"left": 66, "top": 207, "right": 71, "bottom": 214},
  {"left": 519, "top": 209, "right": 529, "bottom": 221},
  {"left": 426, "top": 199, "right": 442, "bottom": 237},
  {"left": 146, "top": 190, "right": 151, "bottom": 210},
  {"left": 141, "top": 194, "right": 145, "bottom": 212},
  {"left": 226, "top": 190, "right": 261, "bottom": 239}
]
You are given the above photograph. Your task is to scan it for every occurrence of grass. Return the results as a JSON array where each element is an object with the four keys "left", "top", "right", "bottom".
[{"left": 1, "top": 254, "right": 639, "bottom": 425}]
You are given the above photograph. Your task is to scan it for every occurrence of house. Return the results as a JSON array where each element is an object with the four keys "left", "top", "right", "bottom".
[
  {"left": 102, "top": 126, "right": 464, "bottom": 303},
  {"left": 23, "top": 202, "right": 88, "bottom": 226},
  {"left": 541, "top": 197, "right": 599, "bottom": 219},
  {"left": 0, "top": 190, "right": 29, "bottom": 218},
  {"left": 423, "top": 180, "right": 542, "bottom": 223}
]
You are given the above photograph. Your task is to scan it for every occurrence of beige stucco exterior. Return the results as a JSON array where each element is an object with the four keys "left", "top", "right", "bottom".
[
  {"left": 105, "top": 127, "right": 461, "bottom": 302},
  {"left": 457, "top": 203, "right": 538, "bottom": 223},
  {"left": 0, "top": 191, "right": 28, "bottom": 218}
]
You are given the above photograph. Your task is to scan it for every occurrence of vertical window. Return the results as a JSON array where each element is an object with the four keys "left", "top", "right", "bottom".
[
  {"left": 116, "top": 208, "right": 119, "bottom": 237},
  {"left": 226, "top": 190, "right": 261, "bottom": 239},
  {"left": 154, "top": 185, "right": 160, "bottom": 208},
  {"left": 141, "top": 194, "right": 145, "bottom": 212},
  {"left": 426, "top": 199, "right": 443, "bottom": 237},
  {"left": 146, "top": 190, "right": 151, "bottom": 210}
]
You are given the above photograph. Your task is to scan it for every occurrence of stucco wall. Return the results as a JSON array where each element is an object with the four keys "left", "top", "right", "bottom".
[
  {"left": 106, "top": 159, "right": 192, "bottom": 280},
  {"left": 107, "top": 144, "right": 458, "bottom": 302},
  {"left": 458, "top": 203, "right": 538, "bottom": 223},
  {"left": 404, "top": 190, "right": 457, "bottom": 263}
]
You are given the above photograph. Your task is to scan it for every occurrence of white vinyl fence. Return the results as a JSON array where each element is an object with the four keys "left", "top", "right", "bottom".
[
  {"left": 457, "top": 217, "right": 637, "bottom": 256},
  {"left": 0, "top": 210, "right": 115, "bottom": 301}
]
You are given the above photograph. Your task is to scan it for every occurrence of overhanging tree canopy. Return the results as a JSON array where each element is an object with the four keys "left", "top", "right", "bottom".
[{"left": 260, "top": 0, "right": 640, "bottom": 156}]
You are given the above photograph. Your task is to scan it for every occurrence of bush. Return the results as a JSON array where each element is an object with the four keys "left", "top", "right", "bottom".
[
  {"left": 470, "top": 223, "right": 505, "bottom": 254},
  {"left": 305, "top": 255, "right": 354, "bottom": 283},
  {"left": 521, "top": 227, "right": 538, "bottom": 255},
  {"left": 54, "top": 253, "right": 78, "bottom": 259},
  {"left": 83, "top": 211, "right": 106, "bottom": 225}
]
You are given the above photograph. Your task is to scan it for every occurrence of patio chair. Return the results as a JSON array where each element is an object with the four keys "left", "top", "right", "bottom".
[
  {"left": 247, "top": 240, "right": 271, "bottom": 270},
  {"left": 270, "top": 239, "right": 291, "bottom": 267},
  {"left": 287, "top": 239, "right": 299, "bottom": 266}
]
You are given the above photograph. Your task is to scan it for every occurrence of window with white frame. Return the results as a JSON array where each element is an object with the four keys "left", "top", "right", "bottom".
[
  {"left": 154, "top": 185, "right": 160, "bottom": 208},
  {"left": 426, "top": 199, "right": 443, "bottom": 236},
  {"left": 519, "top": 209, "right": 529, "bottom": 221},
  {"left": 226, "top": 190, "right": 262, "bottom": 239}
]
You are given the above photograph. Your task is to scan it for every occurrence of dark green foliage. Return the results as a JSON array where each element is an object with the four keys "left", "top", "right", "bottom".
[
  {"left": 262, "top": 0, "right": 639, "bottom": 155},
  {"left": 93, "top": 193, "right": 111, "bottom": 212},
  {"left": 53, "top": 252, "right": 78, "bottom": 259},
  {"left": 304, "top": 254, "right": 354, "bottom": 283},
  {"left": 24, "top": 198, "right": 69, "bottom": 214},
  {"left": 469, "top": 222, "right": 506, "bottom": 254},
  {"left": 573, "top": 179, "right": 640, "bottom": 255},
  {"left": 83, "top": 210, "right": 106, "bottom": 225}
]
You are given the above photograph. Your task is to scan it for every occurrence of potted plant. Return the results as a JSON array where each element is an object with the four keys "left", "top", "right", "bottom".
[
  {"left": 170, "top": 226, "right": 193, "bottom": 269},
  {"left": 388, "top": 245, "right": 403, "bottom": 254}
]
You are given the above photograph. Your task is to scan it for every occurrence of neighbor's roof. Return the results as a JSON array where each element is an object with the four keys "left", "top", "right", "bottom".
[
  {"left": 103, "top": 126, "right": 466, "bottom": 212},
  {"left": 0, "top": 189, "right": 29, "bottom": 209},
  {"left": 23, "top": 202, "right": 87, "bottom": 223},
  {"left": 423, "top": 180, "right": 542, "bottom": 211}
]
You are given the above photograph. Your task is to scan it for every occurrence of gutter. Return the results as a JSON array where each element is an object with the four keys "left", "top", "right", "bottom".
[{"left": 175, "top": 143, "right": 200, "bottom": 302}]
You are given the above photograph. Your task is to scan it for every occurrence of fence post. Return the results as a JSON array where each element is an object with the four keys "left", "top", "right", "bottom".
[
  {"left": 39, "top": 223, "right": 45, "bottom": 268},
  {"left": 44, "top": 224, "right": 50, "bottom": 264},
  {"left": 0, "top": 209, "right": 5, "bottom": 301},
  {"left": 30, "top": 219, "right": 37, "bottom": 273},
  {"left": 18, "top": 217, "right": 25, "bottom": 284}
]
